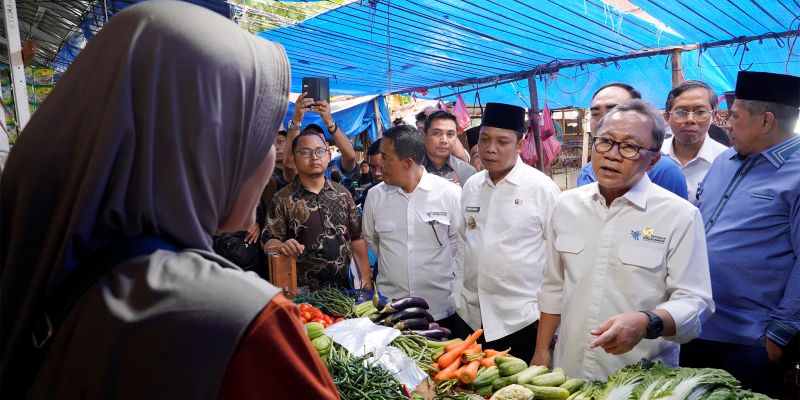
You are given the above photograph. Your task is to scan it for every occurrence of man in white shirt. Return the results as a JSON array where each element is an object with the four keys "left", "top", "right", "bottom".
[
  {"left": 534, "top": 99, "right": 714, "bottom": 380},
  {"left": 363, "top": 125, "right": 462, "bottom": 327},
  {"left": 661, "top": 80, "right": 728, "bottom": 204},
  {"left": 453, "top": 102, "right": 560, "bottom": 362}
]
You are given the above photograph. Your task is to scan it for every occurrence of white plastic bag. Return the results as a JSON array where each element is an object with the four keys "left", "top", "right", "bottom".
[{"left": 324, "top": 318, "right": 427, "bottom": 390}]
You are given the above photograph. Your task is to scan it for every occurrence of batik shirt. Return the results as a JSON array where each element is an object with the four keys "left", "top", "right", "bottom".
[{"left": 264, "top": 178, "right": 362, "bottom": 290}]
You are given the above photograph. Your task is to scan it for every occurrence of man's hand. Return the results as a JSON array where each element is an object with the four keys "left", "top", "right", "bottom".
[
  {"left": 245, "top": 223, "right": 260, "bottom": 244},
  {"left": 313, "top": 99, "right": 334, "bottom": 127},
  {"left": 588, "top": 312, "right": 649, "bottom": 355},
  {"left": 531, "top": 348, "right": 552, "bottom": 368},
  {"left": 765, "top": 337, "right": 782, "bottom": 363},
  {"left": 292, "top": 92, "right": 314, "bottom": 126},
  {"left": 279, "top": 239, "right": 305, "bottom": 257}
]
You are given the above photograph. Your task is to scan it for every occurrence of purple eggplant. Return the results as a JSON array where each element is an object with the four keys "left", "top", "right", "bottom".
[
  {"left": 382, "top": 307, "right": 434, "bottom": 326},
  {"left": 411, "top": 327, "right": 451, "bottom": 339},
  {"left": 393, "top": 317, "right": 430, "bottom": 331},
  {"left": 380, "top": 296, "right": 429, "bottom": 313}
]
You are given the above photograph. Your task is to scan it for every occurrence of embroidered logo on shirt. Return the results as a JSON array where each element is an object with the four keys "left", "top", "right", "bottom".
[
  {"left": 631, "top": 227, "right": 666, "bottom": 244},
  {"left": 426, "top": 211, "right": 448, "bottom": 218}
]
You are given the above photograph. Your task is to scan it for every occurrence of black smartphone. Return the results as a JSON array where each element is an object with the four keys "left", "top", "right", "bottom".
[{"left": 302, "top": 77, "right": 330, "bottom": 103}]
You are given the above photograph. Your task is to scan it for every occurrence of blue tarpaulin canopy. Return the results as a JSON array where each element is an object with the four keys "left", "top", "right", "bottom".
[{"left": 259, "top": 0, "right": 799, "bottom": 108}]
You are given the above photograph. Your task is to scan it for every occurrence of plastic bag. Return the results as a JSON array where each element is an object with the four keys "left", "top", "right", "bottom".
[
  {"left": 521, "top": 118, "right": 538, "bottom": 166},
  {"left": 540, "top": 103, "right": 558, "bottom": 140},
  {"left": 540, "top": 136, "right": 562, "bottom": 167},
  {"left": 452, "top": 94, "right": 472, "bottom": 134},
  {"left": 324, "top": 318, "right": 427, "bottom": 389}
]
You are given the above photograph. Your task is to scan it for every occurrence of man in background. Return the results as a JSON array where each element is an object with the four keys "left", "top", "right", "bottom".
[
  {"left": 577, "top": 83, "right": 688, "bottom": 200},
  {"left": 422, "top": 111, "right": 476, "bottom": 186}
]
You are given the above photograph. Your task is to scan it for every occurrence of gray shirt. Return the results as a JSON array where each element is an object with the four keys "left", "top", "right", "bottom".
[{"left": 423, "top": 155, "right": 476, "bottom": 186}]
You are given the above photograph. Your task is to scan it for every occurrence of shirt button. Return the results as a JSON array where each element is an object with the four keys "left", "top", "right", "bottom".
[{"left": 723, "top": 195, "right": 729, "bottom": 199}]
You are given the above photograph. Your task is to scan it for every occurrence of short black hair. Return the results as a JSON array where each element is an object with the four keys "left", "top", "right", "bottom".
[
  {"left": 597, "top": 99, "right": 666, "bottom": 150},
  {"left": 424, "top": 110, "right": 458, "bottom": 134},
  {"left": 415, "top": 111, "right": 427, "bottom": 123},
  {"left": 303, "top": 124, "right": 325, "bottom": 135},
  {"left": 664, "top": 80, "right": 719, "bottom": 111},
  {"left": 591, "top": 83, "right": 642, "bottom": 101},
  {"left": 382, "top": 125, "right": 426, "bottom": 165},
  {"left": 291, "top": 130, "right": 327, "bottom": 154},
  {"left": 278, "top": 129, "right": 288, "bottom": 137},
  {"left": 367, "top": 138, "right": 382, "bottom": 156}
]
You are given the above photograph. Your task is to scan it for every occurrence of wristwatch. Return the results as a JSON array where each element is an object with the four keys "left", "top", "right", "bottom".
[{"left": 640, "top": 310, "right": 663, "bottom": 339}]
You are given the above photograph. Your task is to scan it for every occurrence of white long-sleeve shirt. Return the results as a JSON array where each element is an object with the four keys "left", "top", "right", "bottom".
[
  {"left": 539, "top": 174, "right": 714, "bottom": 380},
  {"left": 661, "top": 133, "right": 727, "bottom": 204},
  {"left": 454, "top": 157, "right": 560, "bottom": 342},
  {"left": 363, "top": 172, "right": 462, "bottom": 320}
]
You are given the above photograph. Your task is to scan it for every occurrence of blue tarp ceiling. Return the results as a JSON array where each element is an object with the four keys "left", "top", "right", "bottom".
[{"left": 260, "top": 0, "right": 800, "bottom": 108}]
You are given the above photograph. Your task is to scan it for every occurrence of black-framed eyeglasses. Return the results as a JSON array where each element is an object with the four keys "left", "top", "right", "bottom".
[
  {"left": 592, "top": 136, "right": 659, "bottom": 160},
  {"left": 294, "top": 148, "right": 328, "bottom": 159},
  {"left": 668, "top": 109, "right": 713, "bottom": 122}
]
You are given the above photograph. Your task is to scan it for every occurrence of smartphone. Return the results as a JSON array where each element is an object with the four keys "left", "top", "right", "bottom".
[{"left": 302, "top": 77, "right": 330, "bottom": 103}]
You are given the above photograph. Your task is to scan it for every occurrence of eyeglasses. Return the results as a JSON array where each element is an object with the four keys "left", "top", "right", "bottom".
[
  {"left": 592, "top": 136, "right": 659, "bottom": 160},
  {"left": 294, "top": 148, "right": 328, "bottom": 159},
  {"left": 668, "top": 110, "right": 713, "bottom": 122}
]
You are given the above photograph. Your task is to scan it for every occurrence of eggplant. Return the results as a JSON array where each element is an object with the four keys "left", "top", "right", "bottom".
[
  {"left": 410, "top": 327, "right": 451, "bottom": 340},
  {"left": 382, "top": 307, "right": 434, "bottom": 326},
  {"left": 393, "top": 317, "right": 430, "bottom": 331},
  {"left": 371, "top": 312, "right": 390, "bottom": 324},
  {"left": 380, "top": 296, "right": 429, "bottom": 313}
]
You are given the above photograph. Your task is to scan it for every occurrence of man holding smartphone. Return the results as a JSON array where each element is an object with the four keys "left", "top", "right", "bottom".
[{"left": 283, "top": 93, "right": 357, "bottom": 184}]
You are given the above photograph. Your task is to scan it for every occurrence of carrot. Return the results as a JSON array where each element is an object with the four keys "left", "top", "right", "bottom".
[
  {"left": 459, "top": 360, "right": 481, "bottom": 384},
  {"left": 437, "top": 329, "right": 483, "bottom": 368},
  {"left": 462, "top": 344, "right": 483, "bottom": 355},
  {"left": 480, "top": 348, "right": 510, "bottom": 368},
  {"left": 434, "top": 358, "right": 462, "bottom": 381},
  {"left": 453, "top": 365, "right": 467, "bottom": 383},
  {"left": 443, "top": 342, "right": 462, "bottom": 352}
]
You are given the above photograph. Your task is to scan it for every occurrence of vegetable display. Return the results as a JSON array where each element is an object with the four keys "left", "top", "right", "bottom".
[
  {"left": 325, "top": 344, "right": 408, "bottom": 400},
  {"left": 298, "top": 303, "right": 342, "bottom": 327}
]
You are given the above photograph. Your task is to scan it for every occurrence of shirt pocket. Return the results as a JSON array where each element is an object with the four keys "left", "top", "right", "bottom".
[
  {"left": 422, "top": 214, "right": 451, "bottom": 248},
  {"left": 375, "top": 220, "right": 396, "bottom": 233},
  {"left": 614, "top": 244, "right": 667, "bottom": 299}
]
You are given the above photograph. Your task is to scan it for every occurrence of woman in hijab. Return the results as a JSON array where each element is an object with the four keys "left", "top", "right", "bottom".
[{"left": 0, "top": 2, "right": 338, "bottom": 399}]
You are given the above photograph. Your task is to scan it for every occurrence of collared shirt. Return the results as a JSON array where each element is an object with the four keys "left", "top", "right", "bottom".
[
  {"left": 264, "top": 178, "right": 362, "bottom": 290},
  {"left": 325, "top": 155, "right": 357, "bottom": 181},
  {"left": 539, "top": 174, "right": 714, "bottom": 380},
  {"left": 423, "top": 155, "right": 476, "bottom": 186},
  {"left": 577, "top": 157, "right": 689, "bottom": 200},
  {"left": 661, "top": 134, "right": 727, "bottom": 204},
  {"left": 698, "top": 135, "right": 800, "bottom": 347},
  {"left": 454, "top": 157, "right": 560, "bottom": 341},
  {"left": 362, "top": 172, "right": 462, "bottom": 320}
]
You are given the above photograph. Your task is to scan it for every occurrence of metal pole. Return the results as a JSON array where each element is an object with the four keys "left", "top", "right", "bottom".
[
  {"left": 527, "top": 75, "right": 544, "bottom": 171},
  {"left": 3, "top": 0, "right": 31, "bottom": 131},
  {"left": 373, "top": 96, "right": 383, "bottom": 137}
]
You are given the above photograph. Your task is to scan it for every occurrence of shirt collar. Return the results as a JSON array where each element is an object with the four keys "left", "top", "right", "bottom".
[
  {"left": 590, "top": 173, "right": 650, "bottom": 210},
  {"left": 293, "top": 177, "right": 335, "bottom": 195},
  {"left": 663, "top": 134, "right": 717, "bottom": 164},
  {"left": 482, "top": 157, "right": 525, "bottom": 187},
  {"left": 761, "top": 135, "right": 800, "bottom": 168}
]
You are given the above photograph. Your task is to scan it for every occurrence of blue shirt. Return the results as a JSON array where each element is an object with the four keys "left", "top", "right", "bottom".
[
  {"left": 577, "top": 156, "right": 689, "bottom": 200},
  {"left": 325, "top": 155, "right": 357, "bottom": 181},
  {"left": 698, "top": 135, "right": 800, "bottom": 347}
]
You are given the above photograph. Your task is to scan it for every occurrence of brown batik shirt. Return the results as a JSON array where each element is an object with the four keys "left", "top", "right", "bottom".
[{"left": 263, "top": 178, "right": 362, "bottom": 290}]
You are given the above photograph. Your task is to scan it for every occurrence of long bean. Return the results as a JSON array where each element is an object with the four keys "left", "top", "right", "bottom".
[{"left": 325, "top": 344, "right": 407, "bottom": 400}]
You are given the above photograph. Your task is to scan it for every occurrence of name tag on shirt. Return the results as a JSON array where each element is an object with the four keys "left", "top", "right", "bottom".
[{"left": 466, "top": 206, "right": 480, "bottom": 213}]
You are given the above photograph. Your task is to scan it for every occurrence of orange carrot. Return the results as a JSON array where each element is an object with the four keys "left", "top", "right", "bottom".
[
  {"left": 459, "top": 360, "right": 481, "bottom": 384},
  {"left": 480, "top": 348, "right": 510, "bottom": 368},
  {"left": 453, "top": 365, "right": 467, "bottom": 383},
  {"left": 434, "top": 358, "right": 462, "bottom": 381},
  {"left": 431, "top": 362, "right": 440, "bottom": 370},
  {"left": 437, "top": 329, "right": 483, "bottom": 368},
  {"left": 462, "top": 344, "right": 482, "bottom": 355}
]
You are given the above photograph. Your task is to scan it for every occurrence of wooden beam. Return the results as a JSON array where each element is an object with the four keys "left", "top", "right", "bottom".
[
  {"left": 671, "top": 49, "right": 684, "bottom": 88},
  {"left": 3, "top": 0, "right": 31, "bottom": 131},
  {"left": 527, "top": 76, "right": 544, "bottom": 171}
]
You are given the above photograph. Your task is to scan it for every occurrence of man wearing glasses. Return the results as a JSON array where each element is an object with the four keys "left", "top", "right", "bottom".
[
  {"left": 660, "top": 81, "right": 728, "bottom": 204},
  {"left": 534, "top": 99, "right": 713, "bottom": 380},
  {"left": 263, "top": 130, "right": 372, "bottom": 292},
  {"left": 577, "top": 83, "right": 688, "bottom": 200}
]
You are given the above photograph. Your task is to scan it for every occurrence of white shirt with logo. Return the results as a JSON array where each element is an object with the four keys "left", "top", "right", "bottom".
[
  {"left": 539, "top": 174, "right": 714, "bottom": 380},
  {"left": 661, "top": 134, "right": 727, "bottom": 204},
  {"left": 363, "top": 172, "right": 462, "bottom": 320},
  {"left": 454, "top": 157, "right": 560, "bottom": 341}
]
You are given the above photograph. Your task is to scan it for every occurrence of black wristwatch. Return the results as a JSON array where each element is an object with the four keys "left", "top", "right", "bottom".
[{"left": 640, "top": 310, "right": 663, "bottom": 339}]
